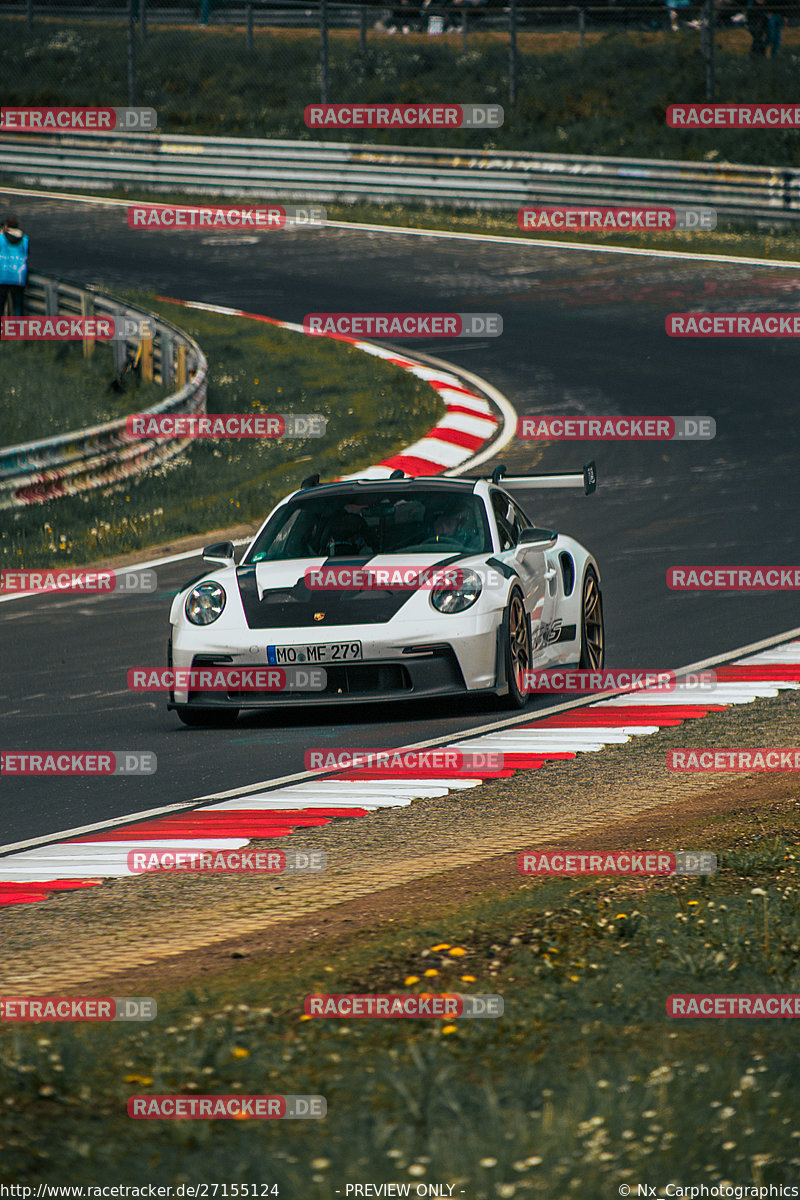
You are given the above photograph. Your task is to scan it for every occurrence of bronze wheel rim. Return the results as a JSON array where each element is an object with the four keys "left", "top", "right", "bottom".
[
  {"left": 582, "top": 571, "right": 604, "bottom": 669},
  {"left": 509, "top": 593, "right": 530, "bottom": 689}
]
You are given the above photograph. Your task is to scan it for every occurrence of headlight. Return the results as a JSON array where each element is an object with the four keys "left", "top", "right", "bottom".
[
  {"left": 185, "top": 581, "right": 226, "bottom": 625},
  {"left": 430, "top": 568, "right": 482, "bottom": 614}
]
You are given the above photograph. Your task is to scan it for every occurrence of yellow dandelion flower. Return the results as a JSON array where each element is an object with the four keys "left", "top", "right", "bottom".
[
  {"left": 124, "top": 1074, "right": 153, "bottom": 1085},
  {"left": 431, "top": 943, "right": 451, "bottom": 951},
  {"left": 404, "top": 975, "right": 420, "bottom": 986},
  {"left": 448, "top": 947, "right": 467, "bottom": 957},
  {"left": 569, "top": 975, "right": 580, "bottom": 982},
  {"left": 461, "top": 975, "right": 477, "bottom": 983},
  {"left": 687, "top": 900, "right": 700, "bottom": 906},
  {"left": 299, "top": 1014, "right": 313, "bottom": 1021},
  {"left": 423, "top": 969, "right": 439, "bottom": 978},
  {"left": 616, "top": 913, "right": 628, "bottom": 920},
  {"left": 232, "top": 1047, "right": 250, "bottom": 1059},
  {"left": 442, "top": 1025, "right": 458, "bottom": 1035}
]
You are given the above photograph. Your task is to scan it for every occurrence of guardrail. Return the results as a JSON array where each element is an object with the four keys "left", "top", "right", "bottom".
[
  {"left": 0, "top": 273, "right": 207, "bottom": 509},
  {"left": 1, "top": 132, "right": 798, "bottom": 221}
]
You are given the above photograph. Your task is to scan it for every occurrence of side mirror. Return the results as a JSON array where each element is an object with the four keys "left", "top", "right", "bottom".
[
  {"left": 202, "top": 541, "right": 236, "bottom": 566},
  {"left": 518, "top": 527, "right": 558, "bottom": 549}
]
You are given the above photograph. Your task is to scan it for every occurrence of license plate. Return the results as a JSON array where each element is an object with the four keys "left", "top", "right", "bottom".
[{"left": 267, "top": 641, "right": 363, "bottom": 665}]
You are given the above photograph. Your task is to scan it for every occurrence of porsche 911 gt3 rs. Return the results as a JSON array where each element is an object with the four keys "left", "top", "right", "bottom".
[{"left": 167, "top": 464, "right": 604, "bottom": 725}]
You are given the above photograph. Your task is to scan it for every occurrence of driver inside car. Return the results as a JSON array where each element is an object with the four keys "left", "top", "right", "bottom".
[
  {"left": 319, "top": 507, "right": 374, "bottom": 557},
  {"left": 428, "top": 502, "right": 482, "bottom": 551}
]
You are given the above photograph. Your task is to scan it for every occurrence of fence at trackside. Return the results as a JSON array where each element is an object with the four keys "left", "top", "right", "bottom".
[
  {"left": 0, "top": 273, "right": 208, "bottom": 509},
  {"left": 1, "top": 134, "right": 799, "bottom": 221}
]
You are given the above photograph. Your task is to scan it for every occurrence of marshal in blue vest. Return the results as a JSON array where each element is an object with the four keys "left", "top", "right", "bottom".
[{"left": 0, "top": 233, "right": 29, "bottom": 285}]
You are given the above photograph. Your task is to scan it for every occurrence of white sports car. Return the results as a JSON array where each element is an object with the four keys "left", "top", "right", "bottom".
[{"left": 167, "top": 464, "right": 604, "bottom": 725}]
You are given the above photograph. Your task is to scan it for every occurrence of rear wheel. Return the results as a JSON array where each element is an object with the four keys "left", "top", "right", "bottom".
[
  {"left": 174, "top": 706, "right": 239, "bottom": 728},
  {"left": 498, "top": 588, "right": 531, "bottom": 709},
  {"left": 578, "top": 567, "right": 605, "bottom": 669}
]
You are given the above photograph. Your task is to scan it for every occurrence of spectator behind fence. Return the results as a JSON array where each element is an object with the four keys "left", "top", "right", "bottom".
[
  {"left": 746, "top": 0, "right": 768, "bottom": 53},
  {"left": 0, "top": 214, "right": 29, "bottom": 318},
  {"left": 766, "top": 4, "right": 782, "bottom": 54}
]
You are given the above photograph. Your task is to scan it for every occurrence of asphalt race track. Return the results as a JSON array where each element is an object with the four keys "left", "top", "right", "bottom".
[{"left": 2, "top": 192, "right": 799, "bottom": 849}]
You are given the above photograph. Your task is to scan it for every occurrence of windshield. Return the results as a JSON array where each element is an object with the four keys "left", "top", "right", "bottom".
[{"left": 246, "top": 489, "right": 492, "bottom": 561}]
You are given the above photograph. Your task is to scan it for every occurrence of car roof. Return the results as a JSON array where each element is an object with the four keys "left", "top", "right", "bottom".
[{"left": 287, "top": 477, "right": 483, "bottom": 500}]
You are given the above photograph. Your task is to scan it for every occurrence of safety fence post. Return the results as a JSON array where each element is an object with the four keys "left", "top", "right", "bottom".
[{"left": 320, "top": 0, "right": 330, "bottom": 103}]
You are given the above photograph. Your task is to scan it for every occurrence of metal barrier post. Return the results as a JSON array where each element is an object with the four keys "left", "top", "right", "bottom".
[
  {"left": 702, "top": 0, "right": 715, "bottom": 100},
  {"left": 128, "top": 0, "right": 137, "bottom": 107},
  {"left": 509, "top": 0, "right": 518, "bottom": 108},
  {"left": 579, "top": 7, "right": 585, "bottom": 50},
  {"left": 461, "top": 8, "right": 468, "bottom": 51},
  {"left": 141, "top": 322, "right": 154, "bottom": 383},
  {"left": 44, "top": 280, "right": 58, "bottom": 316},
  {"left": 320, "top": 0, "right": 330, "bottom": 104},
  {"left": 200, "top": 0, "right": 211, "bottom": 23},
  {"left": 140, "top": 0, "right": 147, "bottom": 43},
  {"left": 113, "top": 337, "right": 126, "bottom": 377},
  {"left": 161, "top": 332, "right": 174, "bottom": 388},
  {"left": 246, "top": 0, "right": 253, "bottom": 50},
  {"left": 177, "top": 343, "right": 187, "bottom": 390},
  {"left": 359, "top": 4, "right": 367, "bottom": 51},
  {"left": 26, "top": 0, "right": 33, "bottom": 32},
  {"left": 81, "top": 292, "right": 94, "bottom": 359}
]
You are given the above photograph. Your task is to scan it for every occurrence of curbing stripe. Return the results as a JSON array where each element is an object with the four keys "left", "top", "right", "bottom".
[{"left": 2, "top": 639, "right": 800, "bottom": 900}]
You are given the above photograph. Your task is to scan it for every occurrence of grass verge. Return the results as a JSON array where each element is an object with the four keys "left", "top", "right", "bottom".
[
  {"left": 5, "top": 19, "right": 800, "bottom": 162},
  {"left": 2, "top": 796, "right": 800, "bottom": 1190},
  {"left": 0, "top": 340, "right": 163, "bottom": 446},
  {"left": 1, "top": 295, "right": 443, "bottom": 570}
]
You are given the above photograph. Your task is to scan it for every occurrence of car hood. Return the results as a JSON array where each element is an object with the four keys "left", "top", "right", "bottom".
[{"left": 236, "top": 553, "right": 477, "bottom": 630}]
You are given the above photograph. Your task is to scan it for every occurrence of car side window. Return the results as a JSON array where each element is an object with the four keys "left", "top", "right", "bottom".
[
  {"left": 491, "top": 491, "right": 517, "bottom": 551},
  {"left": 510, "top": 499, "right": 532, "bottom": 536}
]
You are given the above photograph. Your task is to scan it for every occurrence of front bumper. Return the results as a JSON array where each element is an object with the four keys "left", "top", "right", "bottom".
[{"left": 168, "top": 613, "right": 500, "bottom": 709}]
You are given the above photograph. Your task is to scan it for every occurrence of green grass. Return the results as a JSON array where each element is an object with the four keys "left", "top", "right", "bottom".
[
  {"left": 5, "top": 18, "right": 800, "bottom": 162},
  {"left": 0, "top": 340, "right": 164, "bottom": 446},
  {"left": 3, "top": 830, "right": 800, "bottom": 1189},
  {"left": 1, "top": 295, "right": 443, "bottom": 568}
]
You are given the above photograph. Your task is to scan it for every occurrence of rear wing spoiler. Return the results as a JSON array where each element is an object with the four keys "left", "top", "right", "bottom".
[{"left": 491, "top": 461, "right": 597, "bottom": 495}]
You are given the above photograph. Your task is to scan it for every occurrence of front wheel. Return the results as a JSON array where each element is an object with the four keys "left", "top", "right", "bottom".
[
  {"left": 498, "top": 587, "right": 531, "bottom": 709},
  {"left": 578, "top": 566, "right": 605, "bottom": 669},
  {"left": 174, "top": 706, "right": 239, "bottom": 728}
]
